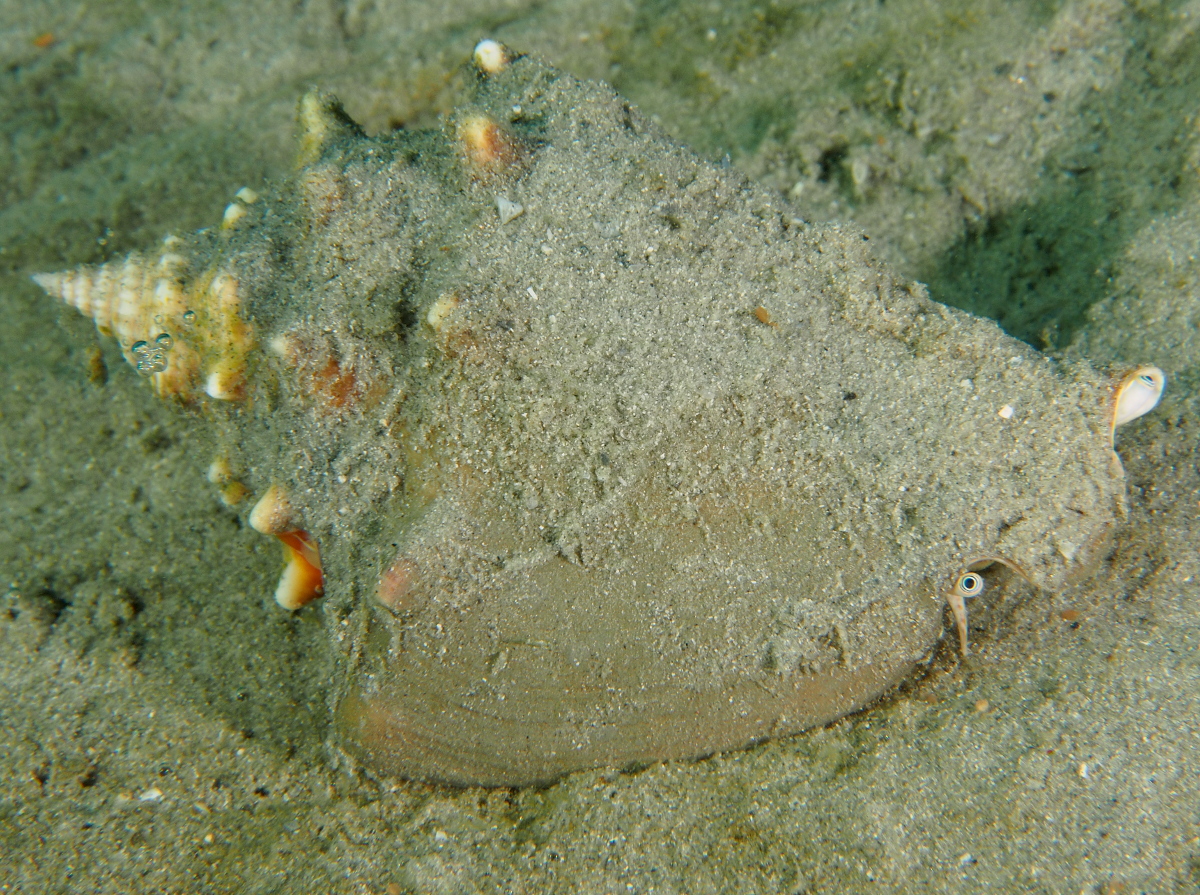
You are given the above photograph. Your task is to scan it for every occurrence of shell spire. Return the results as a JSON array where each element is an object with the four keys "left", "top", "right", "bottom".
[{"left": 31, "top": 234, "right": 254, "bottom": 402}]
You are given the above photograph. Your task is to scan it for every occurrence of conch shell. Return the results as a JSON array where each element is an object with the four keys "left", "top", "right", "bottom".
[{"left": 30, "top": 41, "right": 1165, "bottom": 787}]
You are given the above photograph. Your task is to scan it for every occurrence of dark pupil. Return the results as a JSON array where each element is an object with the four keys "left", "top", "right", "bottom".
[{"left": 963, "top": 575, "right": 978, "bottom": 590}]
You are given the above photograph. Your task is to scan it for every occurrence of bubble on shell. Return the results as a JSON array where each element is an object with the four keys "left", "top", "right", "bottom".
[{"left": 131, "top": 339, "right": 168, "bottom": 375}]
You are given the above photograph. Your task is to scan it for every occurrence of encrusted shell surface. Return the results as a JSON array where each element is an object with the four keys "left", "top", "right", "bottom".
[
  {"left": 33, "top": 46, "right": 1150, "bottom": 787},
  {"left": 33, "top": 240, "right": 254, "bottom": 402}
]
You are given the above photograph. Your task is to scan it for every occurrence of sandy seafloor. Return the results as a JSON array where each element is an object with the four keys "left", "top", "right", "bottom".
[{"left": 1, "top": 0, "right": 1198, "bottom": 892}]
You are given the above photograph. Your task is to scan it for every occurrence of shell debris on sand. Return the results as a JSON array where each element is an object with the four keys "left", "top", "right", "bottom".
[{"left": 30, "top": 41, "right": 1163, "bottom": 787}]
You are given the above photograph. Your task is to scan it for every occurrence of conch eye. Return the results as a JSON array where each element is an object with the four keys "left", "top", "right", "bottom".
[
  {"left": 953, "top": 572, "right": 985, "bottom": 598},
  {"left": 944, "top": 556, "right": 1029, "bottom": 657}
]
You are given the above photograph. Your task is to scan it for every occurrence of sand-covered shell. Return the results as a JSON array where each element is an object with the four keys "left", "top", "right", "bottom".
[{"left": 32, "top": 43, "right": 1163, "bottom": 787}]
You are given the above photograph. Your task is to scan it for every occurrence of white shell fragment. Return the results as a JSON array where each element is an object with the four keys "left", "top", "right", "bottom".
[
  {"left": 424, "top": 292, "right": 459, "bottom": 332},
  {"left": 496, "top": 195, "right": 524, "bottom": 224}
]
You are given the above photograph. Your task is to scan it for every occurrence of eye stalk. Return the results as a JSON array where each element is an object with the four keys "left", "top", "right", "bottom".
[
  {"left": 1111, "top": 365, "right": 1165, "bottom": 441},
  {"left": 943, "top": 556, "right": 1030, "bottom": 657}
]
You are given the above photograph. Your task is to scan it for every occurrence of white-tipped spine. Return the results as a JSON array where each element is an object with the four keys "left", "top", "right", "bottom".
[
  {"left": 249, "top": 484, "right": 295, "bottom": 535},
  {"left": 474, "top": 39, "right": 508, "bottom": 74}
]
